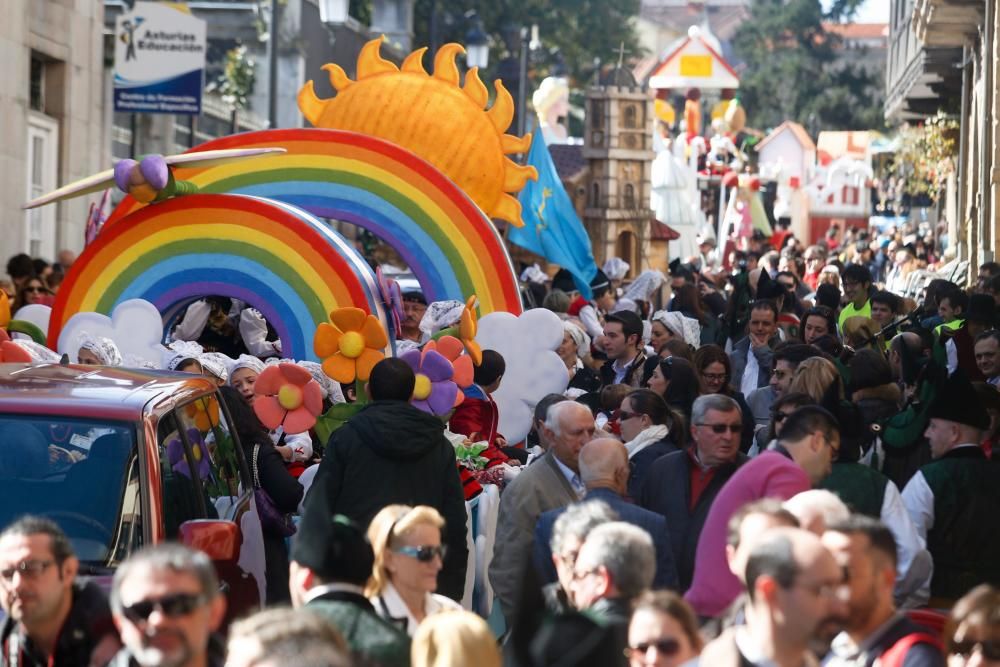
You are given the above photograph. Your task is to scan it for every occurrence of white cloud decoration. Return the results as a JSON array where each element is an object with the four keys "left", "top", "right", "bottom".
[
  {"left": 475, "top": 308, "right": 568, "bottom": 444},
  {"left": 57, "top": 299, "right": 169, "bottom": 367}
]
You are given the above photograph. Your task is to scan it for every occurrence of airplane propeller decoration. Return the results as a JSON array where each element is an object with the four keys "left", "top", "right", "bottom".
[{"left": 22, "top": 147, "right": 286, "bottom": 209}]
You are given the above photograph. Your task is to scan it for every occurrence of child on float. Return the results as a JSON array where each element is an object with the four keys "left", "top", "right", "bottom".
[{"left": 229, "top": 355, "right": 314, "bottom": 474}]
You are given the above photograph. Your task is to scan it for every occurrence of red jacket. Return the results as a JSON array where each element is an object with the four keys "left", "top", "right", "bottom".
[{"left": 449, "top": 389, "right": 508, "bottom": 467}]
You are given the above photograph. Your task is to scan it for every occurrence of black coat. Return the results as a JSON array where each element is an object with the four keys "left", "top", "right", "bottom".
[
  {"left": 249, "top": 439, "right": 303, "bottom": 604},
  {"left": 299, "top": 401, "right": 469, "bottom": 601},
  {"left": 637, "top": 449, "right": 747, "bottom": 590},
  {"left": 627, "top": 435, "right": 681, "bottom": 500}
]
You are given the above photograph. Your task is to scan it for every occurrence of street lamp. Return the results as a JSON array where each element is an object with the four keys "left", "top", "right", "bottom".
[
  {"left": 318, "top": 0, "right": 349, "bottom": 24},
  {"left": 464, "top": 12, "right": 489, "bottom": 69}
]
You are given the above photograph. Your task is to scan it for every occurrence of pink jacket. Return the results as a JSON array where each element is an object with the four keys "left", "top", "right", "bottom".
[{"left": 684, "top": 450, "right": 811, "bottom": 617}]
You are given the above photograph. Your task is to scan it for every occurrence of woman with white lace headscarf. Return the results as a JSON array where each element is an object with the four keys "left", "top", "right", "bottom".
[
  {"left": 76, "top": 332, "right": 123, "bottom": 366},
  {"left": 649, "top": 310, "right": 701, "bottom": 355},
  {"left": 558, "top": 321, "right": 600, "bottom": 398}
]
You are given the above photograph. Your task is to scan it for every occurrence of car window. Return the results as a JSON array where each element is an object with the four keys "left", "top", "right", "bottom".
[
  {"left": 176, "top": 393, "right": 243, "bottom": 519},
  {"left": 0, "top": 416, "right": 135, "bottom": 563},
  {"left": 157, "top": 411, "right": 212, "bottom": 538},
  {"left": 109, "top": 454, "right": 142, "bottom": 565}
]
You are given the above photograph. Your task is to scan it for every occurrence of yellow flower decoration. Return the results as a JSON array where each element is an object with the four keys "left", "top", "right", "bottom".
[
  {"left": 185, "top": 396, "right": 220, "bottom": 433},
  {"left": 459, "top": 296, "right": 482, "bottom": 366},
  {"left": 314, "top": 307, "right": 388, "bottom": 383}
]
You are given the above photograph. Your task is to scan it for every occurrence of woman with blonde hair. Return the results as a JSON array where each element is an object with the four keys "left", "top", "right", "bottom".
[
  {"left": 411, "top": 610, "right": 501, "bottom": 667},
  {"left": 367, "top": 504, "right": 462, "bottom": 636},
  {"left": 787, "top": 356, "right": 843, "bottom": 403}
]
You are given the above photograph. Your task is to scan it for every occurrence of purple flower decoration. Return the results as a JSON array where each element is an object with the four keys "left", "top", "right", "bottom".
[
  {"left": 114, "top": 159, "right": 138, "bottom": 192},
  {"left": 139, "top": 155, "right": 170, "bottom": 190},
  {"left": 166, "top": 428, "right": 213, "bottom": 480},
  {"left": 400, "top": 344, "right": 460, "bottom": 416}
]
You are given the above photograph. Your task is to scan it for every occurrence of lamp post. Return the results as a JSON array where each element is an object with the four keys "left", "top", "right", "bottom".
[
  {"left": 318, "top": 0, "right": 350, "bottom": 24},
  {"left": 464, "top": 11, "right": 489, "bottom": 69}
]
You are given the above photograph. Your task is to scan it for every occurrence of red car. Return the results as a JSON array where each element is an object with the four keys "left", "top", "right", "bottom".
[{"left": 0, "top": 363, "right": 268, "bottom": 617}]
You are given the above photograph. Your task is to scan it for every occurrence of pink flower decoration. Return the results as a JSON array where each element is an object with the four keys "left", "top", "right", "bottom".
[
  {"left": 435, "top": 335, "right": 474, "bottom": 388},
  {"left": 400, "top": 340, "right": 464, "bottom": 416},
  {"left": 253, "top": 363, "right": 324, "bottom": 434}
]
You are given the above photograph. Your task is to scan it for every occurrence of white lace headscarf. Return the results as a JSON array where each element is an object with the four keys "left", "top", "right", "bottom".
[
  {"left": 418, "top": 300, "right": 465, "bottom": 338},
  {"left": 76, "top": 332, "right": 123, "bottom": 366},
  {"left": 228, "top": 354, "right": 265, "bottom": 385}
]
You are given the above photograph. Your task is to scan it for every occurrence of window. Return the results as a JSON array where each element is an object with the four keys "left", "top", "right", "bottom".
[
  {"left": 624, "top": 105, "right": 638, "bottom": 129},
  {"left": 591, "top": 182, "right": 601, "bottom": 207},
  {"left": 25, "top": 114, "right": 58, "bottom": 258},
  {"left": 177, "top": 394, "right": 247, "bottom": 520},
  {"left": 0, "top": 416, "right": 135, "bottom": 564},
  {"left": 624, "top": 183, "right": 636, "bottom": 209},
  {"left": 157, "top": 411, "right": 216, "bottom": 538},
  {"left": 615, "top": 231, "right": 637, "bottom": 277},
  {"left": 30, "top": 56, "right": 44, "bottom": 112},
  {"left": 591, "top": 100, "right": 603, "bottom": 129}
]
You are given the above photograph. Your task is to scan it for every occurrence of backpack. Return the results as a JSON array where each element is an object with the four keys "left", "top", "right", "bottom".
[{"left": 875, "top": 631, "right": 943, "bottom": 667}]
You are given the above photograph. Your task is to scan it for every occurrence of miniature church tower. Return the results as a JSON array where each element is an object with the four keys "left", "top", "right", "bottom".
[{"left": 582, "top": 67, "right": 656, "bottom": 278}]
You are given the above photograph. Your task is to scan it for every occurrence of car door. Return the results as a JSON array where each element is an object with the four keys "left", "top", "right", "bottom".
[{"left": 171, "top": 392, "right": 267, "bottom": 610}]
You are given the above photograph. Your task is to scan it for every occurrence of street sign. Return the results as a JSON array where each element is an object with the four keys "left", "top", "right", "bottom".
[{"left": 113, "top": 2, "right": 207, "bottom": 115}]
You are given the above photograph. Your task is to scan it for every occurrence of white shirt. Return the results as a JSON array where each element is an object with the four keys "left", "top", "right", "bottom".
[
  {"left": 901, "top": 443, "right": 982, "bottom": 546},
  {"left": 578, "top": 304, "right": 604, "bottom": 340},
  {"left": 303, "top": 582, "right": 365, "bottom": 604},
  {"left": 741, "top": 348, "right": 760, "bottom": 397},
  {"left": 369, "top": 580, "right": 462, "bottom": 636},
  {"left": 553, "top": 454, "right": 586, "bottom": 499},
  {"left": 879, "top": 479, "right": 931, "bottom": 607}
]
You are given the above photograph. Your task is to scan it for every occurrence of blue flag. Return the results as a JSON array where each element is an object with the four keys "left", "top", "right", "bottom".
[{"left": 509, "top": 131, "right": 598, "bottom": 297}]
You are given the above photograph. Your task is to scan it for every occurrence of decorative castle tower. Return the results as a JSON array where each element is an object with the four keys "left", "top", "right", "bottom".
[{"left": 582, "top": 67, "right": 657, "bottom": 278}]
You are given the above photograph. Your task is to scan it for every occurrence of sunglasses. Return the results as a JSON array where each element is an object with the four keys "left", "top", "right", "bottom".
[
  {"left": 394, "top": 544, "right": 447, "bottom": 563},
  {"left": 625, "top": 638, "right": 681, "bottom": 657},
  {"left": 618, "top": 410, "right": 642, "bottom": 421},
  {"left": 696, "top": 423, "right": 742, "bottom": 434},
  {"left": 951, "top": 640, "right": 1000, "bottom": 660},
  {"left": 121, "top": 592, "right": 208, "bottom": 623},
  {"left": 772, "top": 411, "right": 795, "bottom": 423},
  {"left": 24, "top": 286, "right": 45, "bottom": 294}
]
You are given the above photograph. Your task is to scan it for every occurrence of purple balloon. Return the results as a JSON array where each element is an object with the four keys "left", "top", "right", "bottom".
[
  {"left": 139, "top": 154, "right": 169, "bottom": 190},
  {"left": 114, "top": 159, "right": 137, "bottom": 193}
]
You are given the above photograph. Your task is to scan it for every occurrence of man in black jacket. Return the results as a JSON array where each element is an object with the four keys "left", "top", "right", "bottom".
[
  {"left": 0, "top": 516, "right": 118, "bottom": 667},
  {"left": 299, "top": 358, "right": 469, "bottom": 600},
  {"left": 637, "top": 394, "right": 748, "bottom": 589}
]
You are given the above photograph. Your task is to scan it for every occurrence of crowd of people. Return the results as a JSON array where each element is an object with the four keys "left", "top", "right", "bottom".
[{"left": 2, "top": 216, "right": 1000, "bottom": 667}]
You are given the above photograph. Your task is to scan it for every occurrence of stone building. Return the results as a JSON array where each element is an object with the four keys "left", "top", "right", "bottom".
[
  {"left": 582, "top": 69, "right": 661, "bottom": 279},
  {"left": 1, "top": 0, "right": 106, "bottom": 261}
]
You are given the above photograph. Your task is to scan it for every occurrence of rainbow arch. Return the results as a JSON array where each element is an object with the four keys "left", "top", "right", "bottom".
[
  {"left": 51, "top": 194, "right": 385, "bottom": 362},
  {"left": 107, "top": 129, "right": 523, "bottom": 315}
]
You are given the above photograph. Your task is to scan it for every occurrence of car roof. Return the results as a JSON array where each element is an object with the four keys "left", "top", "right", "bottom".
[{"left": 0, "top": 363, "right": 217, "bottom": 421}]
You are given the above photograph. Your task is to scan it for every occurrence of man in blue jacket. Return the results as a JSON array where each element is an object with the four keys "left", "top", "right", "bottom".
[{"left": 533, "top": 438, "right": 679, "bottom": 590}]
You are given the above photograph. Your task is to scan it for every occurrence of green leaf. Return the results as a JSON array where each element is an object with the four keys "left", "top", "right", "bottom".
[{"left": 314, "top": 402, "right": 362, "bottom": 444}]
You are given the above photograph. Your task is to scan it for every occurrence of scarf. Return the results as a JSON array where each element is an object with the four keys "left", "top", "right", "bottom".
[{"left": 624, "top": 424, "right": 670, "bottom": 459}]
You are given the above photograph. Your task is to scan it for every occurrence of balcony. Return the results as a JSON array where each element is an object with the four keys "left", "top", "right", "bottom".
[{"left": 884, "top": 0, "right": 964, "bottom": 121}]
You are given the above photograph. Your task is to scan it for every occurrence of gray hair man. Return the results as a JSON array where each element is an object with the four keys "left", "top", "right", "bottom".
[
  {"left": 637, "top": 394, "right": 748, "bottom": 589},
  {"left": 108, "top": 543, "right": 227, "bottom": 667},
  {"left": 490, "top": 400, "right": 596, "bottom": 623},
  {"left": 539, "top": 499, "right": 618, "bottom": 612},
  {"left": 569, "top": 521, "right": 655, "bottom": 632}
]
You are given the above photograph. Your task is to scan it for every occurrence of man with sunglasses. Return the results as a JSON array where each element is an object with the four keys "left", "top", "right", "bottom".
[
  {"left": 108, "top": 544, "right": 226, "bottom": 667},
  {"left": 637, "top": 395, "right": 748, "bottom": 591},
  {"left": 0, "top": 516, "right": 118, "bottom": 667},
  {"left": 686, "top": 406, "right": 840, "bottom": 618}
]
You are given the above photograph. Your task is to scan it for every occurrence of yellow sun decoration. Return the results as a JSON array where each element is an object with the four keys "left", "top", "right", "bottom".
[{"left": 298, "top": 36, "right": 537, "bottom": 227}]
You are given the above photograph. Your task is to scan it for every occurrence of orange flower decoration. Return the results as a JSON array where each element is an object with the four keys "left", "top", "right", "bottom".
[
  {"left": 185, "top": 396, "right": 220, "bottom": 433},
  {"left": 314, "top": 307, "right": 388, "bottom": 383},
  {"left": 0, "top": 330, "right": 31, "bottom": 363},
  {"left": 458, "top": 296, "right": 482, "bottom": 366},
  {"left": 254, "top": 363, "right": 324, "bottom": 434},
  {"left": 436, "top": 336, "right": 474, "bottom": 388}
]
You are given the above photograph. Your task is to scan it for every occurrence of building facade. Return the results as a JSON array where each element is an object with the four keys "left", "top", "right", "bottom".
[
  {"left": 886, "top": 0, "right": 993, "bottom": 279},
  {"left": 2, "top": 0, "right": 107, "bottom": 262}
]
